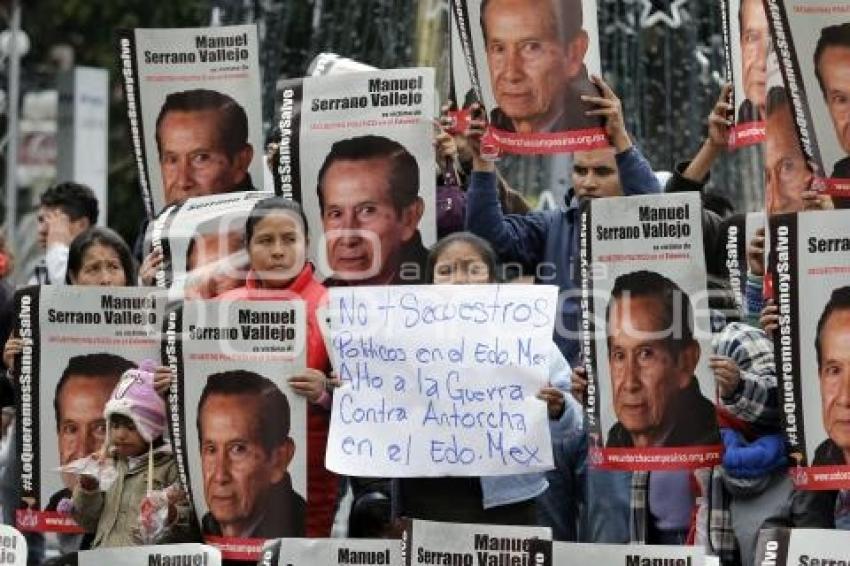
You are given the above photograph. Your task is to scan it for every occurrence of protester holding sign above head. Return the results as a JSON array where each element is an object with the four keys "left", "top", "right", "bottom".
[{"left": 395, "top": 231, "right": 578, "bottom": 528}]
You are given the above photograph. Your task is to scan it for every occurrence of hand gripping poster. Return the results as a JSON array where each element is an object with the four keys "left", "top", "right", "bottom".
[
  {"left": 580, "top": 192, "right": 722, "bottom": 471},
  {"left": 117, "top": 24, "right": 264, "bottom": 217},
  {"left": 765, "top": 1, "right": 850, "bottom": 195},
  {"left": 260, "top": 538, "right": 400, "bottom": 566},
  {"left": 324, "top": 284, "right": 557, "bottom": 477},
  {"left": 400, "top": 519, "right": 550, "bottom": 566},
  {"left": 147, "top": 190, "right": 272, "bottom": 296},
  {"left": 276, "top": 67, "right": 437, "bottom": 284},
  {"left": 449, "top": 0, "right": 607, "bottom": 155},
  {"left": 528, "top": 539, "right": 705, "bottom": 566},
  {"left": 77, "top": 544, "right": 221, "bottom": 566},
  {"left": 754, "top": 528, "right": 850, "bottom": 566},
  {"left": 769, "top": 209, "right": 850, "bottom": 489},
  {"left": 163, "top": 299, "right": 307, "bottom": 560},
  {"left": 720, "top": 0, "right": 769, "bottom": 147},
  {"left": 12, "top": 286, "right": 164, "bottom": 533}
]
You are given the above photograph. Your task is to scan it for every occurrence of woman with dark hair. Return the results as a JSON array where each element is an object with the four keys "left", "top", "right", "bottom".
[
  {"left": 396, "top": 232, "right": 585, "bottom": 535},
  {"left": 213, "top": 196, "right": 339, "bottom": 537},
  {"left": 65, "top": 227, "right": 136, "bottom": 286}
]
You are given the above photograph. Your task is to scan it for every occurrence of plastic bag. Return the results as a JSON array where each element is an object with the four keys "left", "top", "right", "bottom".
[{"left": 55, "top": 455, "right": 118, "bottom": 491}]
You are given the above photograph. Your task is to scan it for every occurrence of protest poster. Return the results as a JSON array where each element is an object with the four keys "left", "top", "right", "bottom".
[
  {"left": 117, "top": 24, "right": 264, "bottom": 217},
  {"left": 765, "top": 1, "right": 850, "bottom": 195},
  {"left": 719, "top": 212, "right": 765, "bottom": 316},
  {"left": 720, "top": 0, "right": 769, "bottom": 147},
  {"left": 579, "top": 192, "right": 722, "bottom": 471},
  {"left": 260, "top": 538, "right": 400, "bottom": 566},
  {"left": 148, "top": 190, "right": 272, "bottom": 295},
  {"left": 276, "top": 67, "right": 436, "bottom": 283},
  {"left": 12, "top": 286, "right": 164, "bottom": 533},
  {"left": 164, "top": 299, "right": 307, "bottom": 560},
  {"left": 324, "top": 284, "right": 557, "bottom": 477},
  {"left": 768, "top": 209, "right": 850, "bottom": 489},
  {"left": 754, "top": 528, "right": 850, "bottom": 566},
  {"left": 449, "top": 0, "right": 606, "bottom": 154},
  {"left": 77, "top": 543, "right": 221, "bottom": 566},
  {"left": 528, "top": 539, "right": 706, "bottom": 566},
  {"left": 0, "top": 525, "right": 26, "bottom": 566},
  {"left": 401, "top": 519, "right": 550, "bottom": 566}
]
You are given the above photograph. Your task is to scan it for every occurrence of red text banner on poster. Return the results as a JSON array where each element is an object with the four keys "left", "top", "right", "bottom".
[
  {"left": 15, "top": 511, "right": 84, "bottom": 534},
  {"left": 489, "top": 127, "right": 609, "bottom": 154},
  {"left": 789, "top": 464, "right": 850, "bottom": 490},
  {"left": 591, "top": 445, "right": 724, "bottom": 471},
  {"left": 204, "top": 536, "right": 264, "bottom": 562},
  {"left": 728, "top": 121, "right": 766, "bottom": 147}
]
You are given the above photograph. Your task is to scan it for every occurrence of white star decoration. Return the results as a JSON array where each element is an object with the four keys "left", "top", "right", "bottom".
[{"left": 640, "top": 0, "right": 688, "bottom": 29}]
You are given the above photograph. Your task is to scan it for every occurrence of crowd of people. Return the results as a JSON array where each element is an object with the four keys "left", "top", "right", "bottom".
[{"left": 1, "top": 6, "right": 849, "bottom": 565}]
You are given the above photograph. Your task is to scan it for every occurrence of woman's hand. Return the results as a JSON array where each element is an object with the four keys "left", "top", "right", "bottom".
[
  {"left": 153, "top": 366, "right": 173, "bottom": 399},
  {"left": 289, "top": 368, "right": 333, "bottom": 403},
  {"left": 537, "top": 386, "right": 565, "bottom": 420},
  {"left": 139, "top": 249, "right": 163, "bottom": 286},
  {"left": 571, "top": 366, "right": 588, "bottom": 405},
  {"left": 3, "top": 337, "right": 22, "bottom": 371}
]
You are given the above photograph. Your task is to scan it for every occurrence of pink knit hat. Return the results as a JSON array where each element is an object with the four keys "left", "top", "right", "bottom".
[{"left": 104, "top": 359, "right": 166, "bottom": 443}]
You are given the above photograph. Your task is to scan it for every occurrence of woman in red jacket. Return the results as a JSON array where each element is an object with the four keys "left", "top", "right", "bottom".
[{"left": 215, "top": 196, "right": 338, "bottom": 537}]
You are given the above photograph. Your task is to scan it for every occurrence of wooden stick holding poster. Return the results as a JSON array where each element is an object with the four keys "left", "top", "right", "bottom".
[{"left": 325, "top": 284, "right": 557, "bottom": 477}]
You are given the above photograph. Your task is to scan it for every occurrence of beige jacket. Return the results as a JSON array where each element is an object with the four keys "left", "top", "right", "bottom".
[{"left": 71, "top": 449, "right": 196, "bottom": 548}]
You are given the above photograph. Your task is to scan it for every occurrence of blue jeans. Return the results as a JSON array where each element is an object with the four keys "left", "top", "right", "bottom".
[
  {"left": 582, "top": 463, "right": 632, "bottom": 543},
  {"left": 536, "top": 420, "right": 586, "bottom": 541}
]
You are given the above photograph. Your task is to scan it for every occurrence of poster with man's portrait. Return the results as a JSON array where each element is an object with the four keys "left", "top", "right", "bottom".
[
  {"left": 450, "top": 0, "right": 606, "bottom": 154},
  {"left": 580, "top": 193, "right": 721, "bottom": 470},
  {"left": 148, "top": 190, "right": 272, "bottom": 296},
  {"left": 721, "top": 0, "right": 769, "bottom": 147},
  {"left": 117, "top": 24, "right": 264, "bottom": 217},
  {"left": 12, "top": 286, "right": 163, "bottom": 533},
  {"left": 276, "top": 67, "right": 436, "bottom": 285},
  {"left": 769, "top": 209, "right": 850, "bottom": 489},
  {"left": 765, "top": 1, "right": 850, "bottom": 195},
  {"left": 163, "top": 299, "right": 307, "bottom": 560}
]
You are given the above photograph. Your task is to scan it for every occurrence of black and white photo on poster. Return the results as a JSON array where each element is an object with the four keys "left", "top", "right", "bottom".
[
  {"left": 147, "top": 191, "right": 272, "bottom": 296},
  {"left": 450, "top": 0, "right": 606, "bottom": 154},
  {"left": 769, "top": 209, "right": 850, "bottom": 489},
  {"left": 13, "top": 286, "right": 163, "bottom": 533},
  {"left": 163, "top": 298, "right": 307, "bottom": 560},
  {"left": 117, "top": 24, "right": 264, "bottom": 217},
  {"left": 765, "top": 1, "right": 850, "bottom": 195},
  {"left": 277, "top": 67, "right": 436, "bottom": 284},
  {"left": 580, "top": 193, "right": 721, "bottom": 471}
]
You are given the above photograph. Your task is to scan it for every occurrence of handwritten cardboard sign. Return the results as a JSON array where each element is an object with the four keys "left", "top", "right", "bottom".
[{"left": 326, "top": 285, "right": 557, "bottom": 476}]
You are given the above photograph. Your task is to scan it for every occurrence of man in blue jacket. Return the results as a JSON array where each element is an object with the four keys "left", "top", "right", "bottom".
[
  {"left": 464, "top": 74, "right": 661, "bottom": 545},
  {"left": 465, "top": 74, "right": 661, "bottom": 365}
]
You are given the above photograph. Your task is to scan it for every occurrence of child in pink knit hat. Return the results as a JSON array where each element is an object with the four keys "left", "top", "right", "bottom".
[{"left": 69, "top": 360, "right": 197, "bottom": 547}]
